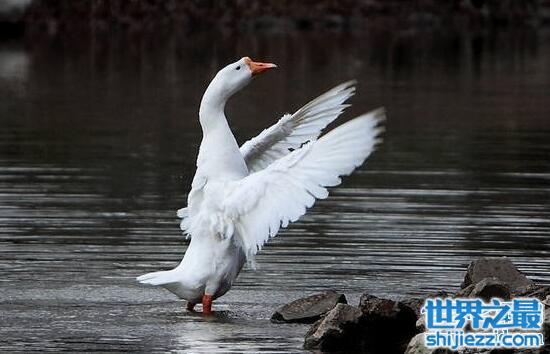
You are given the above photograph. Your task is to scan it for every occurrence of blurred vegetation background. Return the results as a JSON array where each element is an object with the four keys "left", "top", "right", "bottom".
[{"left": 0, "top": 0, "right": 548, "bottom": 39}]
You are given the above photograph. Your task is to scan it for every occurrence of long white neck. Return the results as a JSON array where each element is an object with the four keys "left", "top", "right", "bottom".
[
  {"left": 198, "top": 77, "right": 231, "bottom": 134},
  {"left": 196, "top": 75, "right": 249, "bottom": 179}
]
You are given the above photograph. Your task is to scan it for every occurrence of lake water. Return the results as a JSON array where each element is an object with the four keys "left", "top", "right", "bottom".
[{"left": 1, "top": 29, "right": 549, "bottom": 352}]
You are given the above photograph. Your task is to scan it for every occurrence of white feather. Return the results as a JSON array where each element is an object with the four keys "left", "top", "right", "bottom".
[
  {"left": 138, "top": 60, "right": 385, "bottom": 306},
  {"left": 240, "top": 81, "right": 357, "bottom": 173},
  {"left": 224, "top": 108, "right": 385, "bottom": 259}
]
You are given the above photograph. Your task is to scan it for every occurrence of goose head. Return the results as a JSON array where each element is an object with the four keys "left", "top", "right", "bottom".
[{"left": 201, "top": 57, "right": 277, "bottom": 112}]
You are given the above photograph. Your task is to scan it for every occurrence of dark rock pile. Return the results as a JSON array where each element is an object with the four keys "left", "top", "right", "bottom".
[
  {"left": 304, "top": 303, "right": 363, "bottom": 351},
  {"left": 273, "top": 257, "right": 549, "bottom": 354},
  {"left": 461, "top": 257, "right": 534, "bottom": 293},
  {"left": 271, "top": 290, "right": 347, "bottom": 324}
]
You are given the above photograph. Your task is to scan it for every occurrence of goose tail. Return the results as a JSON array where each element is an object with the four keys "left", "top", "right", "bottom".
[{"left": 136, "top": 270, "right": 177, "bottom": 286}]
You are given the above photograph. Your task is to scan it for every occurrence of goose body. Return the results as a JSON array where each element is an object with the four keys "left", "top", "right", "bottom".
[{"left": 137, "top": 57, "right": 385, "bottom": 314}]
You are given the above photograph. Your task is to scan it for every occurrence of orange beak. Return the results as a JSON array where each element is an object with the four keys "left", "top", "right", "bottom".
[{"left": 244, "top": 57, "right": 277, "bottom": 75}]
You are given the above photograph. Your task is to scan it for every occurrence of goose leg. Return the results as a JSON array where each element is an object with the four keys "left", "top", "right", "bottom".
[
  {"left": 202, "top": 294, "right": 213, "bottom": 315},
  {"left": 186, "top": 301, "right": 196, "bottom": 311}
]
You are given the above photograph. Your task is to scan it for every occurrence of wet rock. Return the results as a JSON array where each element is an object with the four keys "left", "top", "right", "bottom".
[
  {"left": 359, "top": 294, "right": 418, "bottom": 329},
  {"left": 359, "top": 293, "right": 419, "bottom": 353},
  {"left": 303, "top": 303, "right": 362, "bottom": 351},
  {"left": 402, "top": 297, "right": 426, "bottom": 318},
  {"left": 416, "top": 314, "right": 426, "bottom": 332},
  {"left": 544, "top": 305, "right": 550, "bottom": 344},
  {"left": 402, "top": 290, "right": 450, "bottom": 318},
  {"left": 404, "top": 333, "right": 427, "bottom": 354},
  {"left": 456, "top": 283, "right": 476, "bottom": 297},
  {"left": 469, "top": 277, "right": 511, "bottom": 301},
  {"left": 271, "top": 290, "right": 347, "bottom": 324},
  {"left": 516, "top": 284, "right": 550, "bottom": 302},
  {"left": 408, "top": 303, "right": 547, "bottom": 354},
  {"left": 461, "top": 257, "right": 533, "bottom": 294},
  {"left": 457, "top": 349, "right": 491, "bottom": 354},
  {"left": 505, "top": 349, "right": 549, "bottom": 354}
]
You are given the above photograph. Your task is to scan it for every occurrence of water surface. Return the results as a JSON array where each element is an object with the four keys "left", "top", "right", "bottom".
[{"left": 1, "top": 29, "right": 549, "bottom": 352}]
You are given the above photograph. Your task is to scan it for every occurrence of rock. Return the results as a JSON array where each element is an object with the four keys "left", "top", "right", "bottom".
[
  {"left": 416, "top": 314, "right": 426, "bottom": 332},
  {"left": 517, "top": 284, "right": 550, "bottom": 302},
  {"left": 544, "top": 306, "right": 549, "bottom": 344},
  {"left": 456, "top": 283, "right": 476, "bottom": 297},
  {"left": 359, "top": 294, "right": 418, "bottom": 330},
  {"left": 271, "top": 290, "right": 347, "bottom": 324},
  {"left": 468, "top": 277, "right": 511, "bottom": 301},
  {"left": 359, "top": 293, "right": 419, "bottom": 353},
  {"left": 405, "top": 333, "right": 453, "bottom": 354},
  {"left": 408, "top": 308, "right": 549, "bottom": 354},
  {"left": 402, "top": 290, "right": 450, "bottom": 318},
  {"left": 461, "top": 257, "right": 533, "bottom": 293},
  {"left": 303, "top": 303, "right": 362, "bottom": 351},
  {"left": 543, "top": 295, "right": 549, "bottom": 347},
  {"left": 504, "top": 349, "right": 549, "bottom": 354},
  {"left": 404, "top": 334, "right": 428, "bottom": 354},
  {"left": 458, "top": 349, "right": 491, "bottom": 354}
]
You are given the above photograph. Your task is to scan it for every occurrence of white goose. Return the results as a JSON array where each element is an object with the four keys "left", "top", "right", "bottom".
[{"left": 137, "top": 57, "right": 385, "bottom": 314}]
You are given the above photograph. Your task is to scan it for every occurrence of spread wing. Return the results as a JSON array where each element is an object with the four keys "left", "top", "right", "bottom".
[
  {"left": 240, "top": 81, "right": 357, "bottom": 174},
  {"left": 224, "top": 108, "right": 385, "bottom": 261}
]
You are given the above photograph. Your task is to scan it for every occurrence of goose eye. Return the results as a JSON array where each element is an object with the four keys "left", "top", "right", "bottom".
[{"left": 235, "top": 66, "right": 241, "bottom": 70}]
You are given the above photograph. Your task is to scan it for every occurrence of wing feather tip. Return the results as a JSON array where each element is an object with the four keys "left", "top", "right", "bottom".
[{"left": 371, "top": 107, "right": 387, "bottom": 123}]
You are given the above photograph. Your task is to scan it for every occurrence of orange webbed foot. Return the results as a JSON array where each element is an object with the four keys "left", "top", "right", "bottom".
[{"left": 202, "top": 294, "right": 213, "bottom": 315}]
